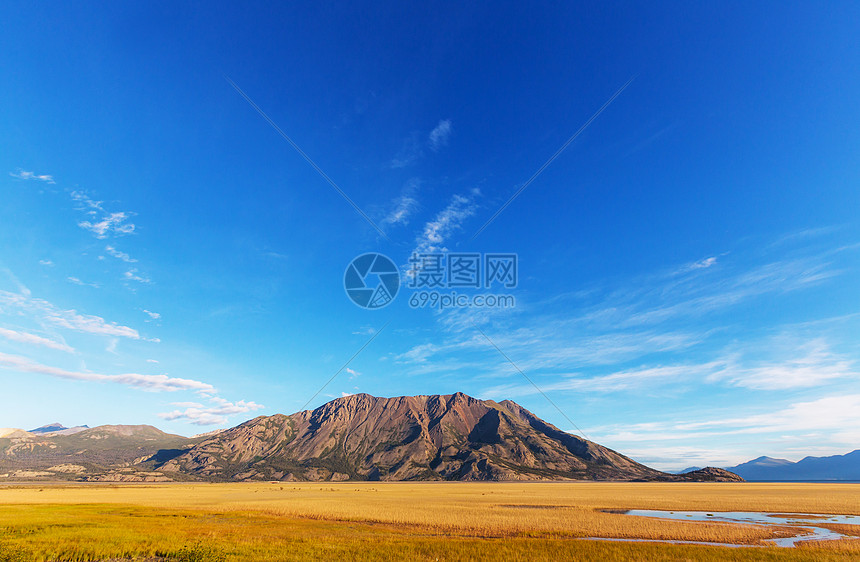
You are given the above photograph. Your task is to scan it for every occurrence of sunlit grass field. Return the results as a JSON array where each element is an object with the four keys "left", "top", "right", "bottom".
[{"left": 1, "top": 482, "right": 858, "bottom": 561}]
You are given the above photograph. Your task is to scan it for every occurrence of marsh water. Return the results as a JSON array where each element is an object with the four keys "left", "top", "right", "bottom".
[{"left": 620, "top": 510, "right": 859, "bottom": 547}]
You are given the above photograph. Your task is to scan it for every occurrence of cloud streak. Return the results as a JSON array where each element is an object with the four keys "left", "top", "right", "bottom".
[
  {"left": 675, "top": 256, "right": 718, "bottom": 274},
  {"left": 481, "top": 337, "right": 859, "bottom": 398},
  {"left": 10, "top": 169, "right": 54, "bottom": 183},
  {"left": 0, "top": 289, "right": 141, "bottom": 339},
  {"left": 105, "top": 245, "right": 137, "bottom": 263},
  {"left": 588, "top": 392, "right": 860, "bottom": 470},
  {"left": 0, "top": 327, "right": 74, "bottom": 353},
  {"left": 123, "top": 269, "right": 151, "bottom": 284},
  {"left": 413, "top": 189, "right": 481, "bottom": 255},
  {"left": 0, "top": 351, "right": 214, "bottom": 393},
  {"left": 381, "top": 179, "right": 419, "bottom": 229},
  {"left": 67, "top": 276, "right": 100, "bottom": 289}
]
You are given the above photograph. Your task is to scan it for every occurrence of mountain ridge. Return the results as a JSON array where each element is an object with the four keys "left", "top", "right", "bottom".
[
  {"left": 723, "top": 450, "right": 860, "bottom": 481},
  {"left": 3, "top": 393, "right": 742, "bottom": 483}
]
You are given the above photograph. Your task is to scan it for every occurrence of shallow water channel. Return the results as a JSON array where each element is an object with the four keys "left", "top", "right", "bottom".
[{"left": 620, "top": 510, "right": 859, "bottom": 547}]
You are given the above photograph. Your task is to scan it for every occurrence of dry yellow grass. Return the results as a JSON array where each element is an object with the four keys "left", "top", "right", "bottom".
[
  {"left": 2, "top": 482, "right": 859, "bottom": 543},
  {"left": 1, "top": 482, "right": 859, "bottom": 560}
]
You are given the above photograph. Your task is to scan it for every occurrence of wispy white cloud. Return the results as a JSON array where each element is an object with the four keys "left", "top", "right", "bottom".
[
  {"left": 143, "top": 310, "right": 160, "bottom": 320},
  {"left": 481, "top": 336, "right": 859, "bottom": 398},
  {"left": 483, "top": 362, "right": 719, "bottom": 398},
  {"left": 38, "top": 260, "right": 54, "bottom": 267},
  {"left": 47, "top": 308, "right": 139, "bottom": 339},
  {"left": 1, "top": 267, "right": 32, "bottom": 297},
  {"left": 158, "top": 396, "right": 264, "bottom": 426},
  {"left": 428, "top": 119, "right": 452, "bottom": 151},
  {"left": 0, "top": 289, "right": 142, "bottom": 340},
  {"left": 105, "top": 245, "right": 137, "bottom": 263},
  {"left": 388, "top": 134, "right": 422, "bottom": 169},
  {"left": 615, "top": 393, "right": 860, "bottom": 439},
  {"left": 675, "top": 256, "right": 718, "bottom": 274},
  {"left": 67, "top": 276, "right": 100, "bottom": 289},
  {"left": 398, "top": 327, "right": 702, "bottom": 372},
  {"left": 768, "top": 225, "right": 843, "bottom": 248},
  {"left": 10, "top": 169, "right": 54, "bottom": 183},
  {"left": 413, "top": 189, "right": 481, "bottom": 255},
  {"left": 707, "top": 339, "right": 859, "bottom": 390},
  {"left": 70, "top": 191, "right": 103, "bottom": 214},
  {"left": 70, "top": 191, "right": 136, "bottom": 238},
  {"left": 78, "top": 212, "right": 136, "bottom": 239},
  {"left": 263, "top": 250, "right": 288, "bottom": 261},
  {"left": 388, "top": 120, "right": 453, "bottom": 167},
  {"left": 704, "top": 393, "right": 860, "bottom": 436},
  {"left": 395, "top": 342, "right": 441, "bottom": 364},
  {"left": 123, "top": 269, "right": 151, "bottom": 284},
  {"left": 0, "top": 351, "right": 214, "bottom": 393},
  {"left": 572, "top": 255, "right": 840, "bottom": 330},
  {"left": 0, "top": 327, "right": 74, "bottom": 353},
  {"left": 588, "top": 392, "right": 860, "bottom": 470},
  {"left": 396, "top": 240, "right": 851, "bottom": 394},
  {"left": 381, "top": 179, "right": 420, "bottom": 228}
]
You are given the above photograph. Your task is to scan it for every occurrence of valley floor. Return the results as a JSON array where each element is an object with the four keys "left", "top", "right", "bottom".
[{"left": 0, "top": 482, "right": 858, "bottom": 561}]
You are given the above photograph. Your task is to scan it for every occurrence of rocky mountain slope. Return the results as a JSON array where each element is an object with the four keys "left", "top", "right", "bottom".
[{"left": 159, "top": 393, "right": 737, "bottom": 482}]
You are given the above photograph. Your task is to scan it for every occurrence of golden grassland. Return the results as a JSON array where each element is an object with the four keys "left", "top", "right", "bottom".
[{"left": 0, "top": 482, "right": 859, "bottom": 561}]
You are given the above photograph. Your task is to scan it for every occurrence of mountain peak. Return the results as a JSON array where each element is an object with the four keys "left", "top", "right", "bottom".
[
  {"left": 30, "top": 423, "right": 67, "bottom": 433},
  {"left": 158, "top": 393, "right": 739, "bottom": 482}
]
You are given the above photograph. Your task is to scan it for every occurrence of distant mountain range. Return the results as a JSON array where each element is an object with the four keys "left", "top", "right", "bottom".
[
  {"left": 723, "top": 451, "right": 860, "bottom": 481},
  {"left": 1, "top": 393, "right": 739, "bottom": 483},
  {"left": 676, "top": 450, "right": 860, "bottom": 481}
]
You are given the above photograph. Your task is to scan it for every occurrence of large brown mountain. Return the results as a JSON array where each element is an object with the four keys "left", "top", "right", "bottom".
[{"left": 158, "top": 392, "right": 738, "bottom": 482}]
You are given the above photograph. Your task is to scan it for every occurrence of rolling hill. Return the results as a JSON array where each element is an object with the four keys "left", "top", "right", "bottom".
[{"left": 0, "top": 423, "right": 200, "bottom": 481}]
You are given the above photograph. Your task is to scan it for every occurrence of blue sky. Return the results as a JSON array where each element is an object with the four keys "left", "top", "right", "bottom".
[{"left": 1, "top": 2, "right": 859, "bottom": 471}]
